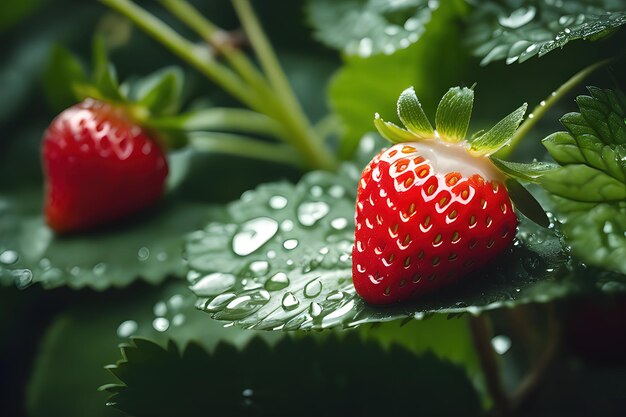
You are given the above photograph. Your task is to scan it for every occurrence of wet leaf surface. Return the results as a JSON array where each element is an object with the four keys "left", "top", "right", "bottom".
[{"left": 187, "top": 138, "right": 626, "bottom": 330}]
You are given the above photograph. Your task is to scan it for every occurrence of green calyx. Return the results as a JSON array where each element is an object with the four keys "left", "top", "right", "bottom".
[{"left": 374, "top": 85, "right": 528, "bottom": 156}]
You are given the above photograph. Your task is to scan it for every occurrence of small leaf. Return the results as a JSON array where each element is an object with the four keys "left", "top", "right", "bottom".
[
  {"left": 102, "top": 335, "right": 482, "bottom": 416},
  {"left": 373, "top": 113, "right": 415, "bottom": 143},
  {"left": 397, "top": 86, "right": 434, "bottom": 138},
  {"left": 505, "top": 179, "right": 550, "bottom": 228},
  {"left": 134, "top": 67, "right": 184, "bottom": 117},
  {"left": 435, "top": 86, "right": 473, "bottom": 142},
  {"left": 490, "top": 157, "right": 558, "bottom": 183},
  {"left": 469, "top": 103, "right": 527, "bottom": 155},
  {"left": 541, "top": 165, "right": 626, "bottom": 203},
  {"left": 91, "top": 36, "right": 124, "bottom": 101},
  {"left": 41, "top": 44, "right": 87, "bottom": 111}
]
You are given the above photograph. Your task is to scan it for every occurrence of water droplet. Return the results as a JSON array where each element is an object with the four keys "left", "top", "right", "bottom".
[
  {"left": 297, "top": 201, "right": 330, "bottom": 227},
  {"left": 248, "top": 260, "right": 269, "bottom": 276},
  {"left": 14, "top": 269, "right": 33, "bottom": 289},
  {"left": 269, "top": 195, "right": 288, "bottom": 210},
  {"left": 168, "top": 294, "right": 185, "bottom": 309},
  {"left": 326, "top": 291, "right": 345, "bottom": 302},
  {"left": 0, "top": 250, "right": 18, "bottom": 265},
  {"left": 265, "top": 272, "right": 289, "bottom": 291},
  {"left": 280, "top": 219, "right": 294, "bottom": 232},
  {"left": 172, "top": 313, "right": 185, "bottom": 326},
  {"left": 304, "top": 279, "right": 322, "bottom": 298},
  {"left": 328, "top": 185, "right": 345, "bottom": 198},
  {"left": 152, "top": 317, "right": 170, "bottom": 332},
  {"left": 281, "top": 292, "right": 300, "bottom": 310},
  {"left": 232, "top": 217, "right": 278, "bottom": 256},
  {"left": 283, "top": 239, "right": 298, "bottom": 250},
  {"left": 153, "top": 301, "right": 167, "bottom": 316},
  {"left": 330, "top": 218, "right": 348, "bottom": 230},
  {"left": 138, "top": 247, "right": 150, "bottom": 261},
  {"left": 156, "top": 252, "right": 168, "bottom": 262},
  {"left": 321, "top": 300, "right": 355, "bottom": 327},
  {"left": 92, "top": 262, "right": 107, "bottom": 276},
  {"left": 266, "top": 250, "right": 276, "bottom": 259},
  {"left": 498, "top": 6, "right": 536, "bottom": 29},
  {"left": 309, "top": 302, "right": 323, "bottom": 317},
  {"left": 205, "top": 293, "right": 236, "bottom": 312},
  {"left": 491, "top": 335, "right": 512, "bottom": 354},
  {"left": 190, "top": 272, "right": 236, "bottom": 296},
  {"left": 70, "top": 266, "right": 80, "bottom": 276},
  {"left": 357, "top": 37, "right": 373, "bottom": 57},
  {"left": 117, "top": 320, "right": 138, "bottom": 338},
  {"left": 222, "top": 289, "right": 271, "bottom": 318},
  {"left": 310, "top": 185, "right": 323, "bottom": 198},
  {"left": 242, "top": 388, "right": 254, "bottom": 398}
]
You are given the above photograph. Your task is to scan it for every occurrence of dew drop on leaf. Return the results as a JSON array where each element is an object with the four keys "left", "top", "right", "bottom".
[
  {"left": 137, "top": 246, "right": 150, "bottom": 261},
  {"left": 117, "top": 320, "right": 138, "bottom": 338},
  {"left": 152, "top": 317, "right": 169, "bottom": 332},
  {"left": 281, "top": 292, "right": 300, "bottom": 311},
  {"left": 498, "top": 6, "right": 536, "bottom": 29},
  {"left": 297, "top": 201, "right": 330, "bottom": 226},
  {"left": 265, "top": 272, "right": 289, "bottom": 291},
  {"left": 330, "top": 218, "right": 349, "bottom": 230},
  {"left": 248, "top": 260, "right": 270, "bottom": 276},
  {"left": 205, "top": 293, "right": 236, "bottom": 312},
  {"left": 232, "top": 217, "right": 279, "bottom": 256},
  {"left": 304, "top": 278, "right": 323, "bottom": 298},
  {"left": 153, "top": 301, "right": 167, "bottom": 317},
  {"left": 190, "top": 272, "right": 236, "bottom": 296},
  {"left": 0, "top": 250, "right": 18, "bottom": 265},
  {"left": 268, "top": 195, "right": 288, "bottom": 210},
  {"left": 283, "top": 239, "right": 299, "bottom": 250}
]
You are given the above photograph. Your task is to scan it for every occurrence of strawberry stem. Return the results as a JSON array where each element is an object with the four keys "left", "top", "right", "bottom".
[
  {"left": 469, "top": 314, "right": 511, "bottom": 416},
  {"left": 495, "top": 57, "right": 614, "bottom": 159}
]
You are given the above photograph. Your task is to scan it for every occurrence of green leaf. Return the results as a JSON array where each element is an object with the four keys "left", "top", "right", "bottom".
[
  {"left": 41, "top": 44, "right": 87, "bottom": 111},
  {"left": 329, "top": 0, "right": 470, "bottom": 157},
  {"left": 540, "top": 87, "right": 626, "bottom": 274},
  {"left": 306, "top": 0, "right": 438, "bottom": 57},
  {"left": 505, "top": 179, "right": 550, "bottom": 228},
  {"left": 469, "top": 103, "right": 527, "bottom": 155},
  {"left": 467, "top": 1, "right": 626, "bottom": 65},
  {"left": 185, "top": 140, "right": 625, "bottom": 330},
  {"left": 91, "top": 35, "right": 124, "bottom": 101},
  {"left": 435, "top": 86, "right": 474, "bottom": 143},
  {"left": 103, "top": 334, "right": 482, "bottom": 417},
  {"left": 133, "top": 67, "right": 184, "bottom": 117},
  {"left": 373, "top": 113, "right": 415, "bottom": 143},
  {"left": 397, "top": 86, "right": 434, "bottom": 138},
  {"left": 490, "top": 157, "right": 558, "bottom": 183},
  {"left": 26, "top": 282, "right": 283, "bottom": 417}
]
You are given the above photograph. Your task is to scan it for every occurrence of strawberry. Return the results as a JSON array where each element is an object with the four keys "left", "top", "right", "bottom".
[
  {"left": 42, "top": 98, "right": 168, "bottom": 233},
  {"left": 352, "top": 86, "right": 532, "bottom": 304}
]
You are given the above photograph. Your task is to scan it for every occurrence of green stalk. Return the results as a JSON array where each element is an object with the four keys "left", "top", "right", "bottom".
[
  {"left": 158, "top": 0, "right": 270, "bottom": 91},
  {"left": 188, "top": 132, "right": 305, "bottom": 168},
  {"left": 231, "top": 0, "right": 338, "bottom": 171},
  {"left": 99, "top": 0, "right": 263, "bottom": 112},
  {"left": 496, "top": 58, "right": 613, "bottom": 159},
  {"left": 147, "top": 108, "right": 290, "bottom": 140}
]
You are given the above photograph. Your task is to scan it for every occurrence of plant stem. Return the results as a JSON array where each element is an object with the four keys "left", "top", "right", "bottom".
[
  {"left": 231, "top": 0, "right": 338, "bottom": 171},
  {"left": 511, "top": 303, "right": 560, "bottom": 412},
  {"left": 188, "top": 132, "right": 305, "bottom": 168},
  {"left": 148, "top": 108, "right": 290, "bottom": 140},
  {"left": 469, "top": 314, "right": 511, "bottom": 416},
  {"left": 99, "top": 0, "right": 263, "bottom": 112},
  {"left": 158, "top": 0, "right": 270, "bottom": 90},
  {"left": 496, "top": 57, "right": 614, "bottom": 159}
]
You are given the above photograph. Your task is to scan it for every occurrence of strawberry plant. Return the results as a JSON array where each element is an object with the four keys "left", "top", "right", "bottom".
[{"left": 1, "top": 0, "right": 625, "bottom": 416}]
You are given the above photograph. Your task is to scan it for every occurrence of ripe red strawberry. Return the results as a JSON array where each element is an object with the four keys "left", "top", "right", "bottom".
[
  {"left": 349, "top": 85, "right": 536, "bottom": 305},
  {"left": 42, "top": 98, "right": 168, "bottom": 233},
  {"left": 352, "top": 141, "right": 518, "bottom": 304}
]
